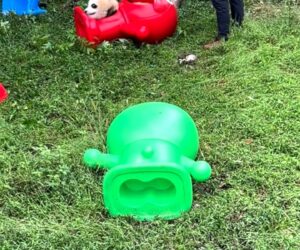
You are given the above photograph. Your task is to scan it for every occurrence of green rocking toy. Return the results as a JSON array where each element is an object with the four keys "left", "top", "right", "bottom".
[{"left": 83, "top": 102, "right": 211, "bottom": 220}]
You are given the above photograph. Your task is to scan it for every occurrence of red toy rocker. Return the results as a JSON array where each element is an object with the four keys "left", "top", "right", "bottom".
[
  {"left": 74, "top": 0, "right": 177, "bottom": 46},
  {"left": 0, "top": 83, "right": 8, "bottom": 103}
]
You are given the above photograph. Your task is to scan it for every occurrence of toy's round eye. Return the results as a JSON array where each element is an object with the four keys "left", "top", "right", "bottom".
[{"left": 91, "top": 3, "right": 97, "bottom": 9}]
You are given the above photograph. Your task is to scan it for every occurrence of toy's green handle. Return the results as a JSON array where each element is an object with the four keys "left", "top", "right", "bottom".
[
  {"left": 83, "top": 148, "right": 119, "bottom": 169},
  {"left": 182, "top": 156, "right": 212, "bottom": 182},
  {"left": 190, "top": 161, "right": 212, "bottom": 182}
]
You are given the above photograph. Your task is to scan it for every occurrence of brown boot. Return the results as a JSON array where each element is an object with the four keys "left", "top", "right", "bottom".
[{"left": 203, "top": 36, "right": 226, "bottom": 50}]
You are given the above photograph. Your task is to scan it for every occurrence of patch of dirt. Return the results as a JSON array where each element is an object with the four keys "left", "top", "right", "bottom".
[{"left": 250, "top": 3, "right": 283, "bottom": 19}]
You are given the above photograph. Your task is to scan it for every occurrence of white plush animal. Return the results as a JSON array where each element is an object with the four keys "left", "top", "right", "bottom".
[{"left": 85, "top": 0, "right": 119, "bottom": 19}]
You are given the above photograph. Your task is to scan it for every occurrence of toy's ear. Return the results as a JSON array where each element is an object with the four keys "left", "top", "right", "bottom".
[
  {"left": 83, "top": 148, "right": 119, "bottom": 169},
  {"left": 181, "top": 156, "right": 212, "bottom": 182},
  {"left": 189, "top": 161, "right": 212, "bottom": 182}
]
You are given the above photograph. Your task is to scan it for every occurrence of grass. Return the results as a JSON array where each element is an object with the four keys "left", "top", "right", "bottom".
[{"left": 0, "top": 0, "right": 300, "bottom": 249}]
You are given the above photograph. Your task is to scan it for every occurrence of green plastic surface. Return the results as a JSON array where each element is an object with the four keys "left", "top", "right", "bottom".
[{"left": 84, "top": 102, "right": 211, "bottom": 220}]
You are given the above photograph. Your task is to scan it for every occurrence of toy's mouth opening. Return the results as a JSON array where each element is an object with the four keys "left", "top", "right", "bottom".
[
  {"left": 103, "top": 166, "right": 193, "bottom": 220},
  {"left": 119, "top": 178, "right": 176, "bottom": 206}
]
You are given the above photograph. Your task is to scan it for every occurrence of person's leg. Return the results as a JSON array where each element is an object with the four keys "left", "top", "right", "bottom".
[
  {"left": 204, "top": 0, "right": 230, "bottom": 49},
  {"left": 229, "top": 0, "right": 244, "bottom": 25},
  {"left": 211, "top": 0, "right": 230, "bottom": 39}
]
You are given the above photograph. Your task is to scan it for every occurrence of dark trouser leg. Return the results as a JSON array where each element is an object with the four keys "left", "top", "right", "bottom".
[
  {"left": 229, "top": 0, "right": 244, "bottom": 25},
  {"left": 211, "top": 0, "right": 230, "bottom": 39}
]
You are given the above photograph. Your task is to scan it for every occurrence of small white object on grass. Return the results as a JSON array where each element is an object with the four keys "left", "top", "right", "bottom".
[{"left": 179, "top": 54, "right": 197, "bottom": 65}]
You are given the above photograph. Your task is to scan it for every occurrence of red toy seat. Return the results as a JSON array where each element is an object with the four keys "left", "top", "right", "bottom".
[
  {"left": 0, "top": 83, "right": 8, "bottom": 103},
  {"left": 74, "top": 0, "right": 177, "bottom": 46}
]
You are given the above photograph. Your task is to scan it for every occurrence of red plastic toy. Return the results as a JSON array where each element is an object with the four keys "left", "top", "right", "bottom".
[
  {"left": 74, "top": 0, "right": 177, "bottom": 46},
  {"left": 0, "top": 83, "right": 8, "bottom": 103}
]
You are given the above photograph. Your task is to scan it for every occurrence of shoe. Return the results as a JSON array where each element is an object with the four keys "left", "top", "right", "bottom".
[{"left": 203, "top": 36, "right": 227, "bottom": 50}]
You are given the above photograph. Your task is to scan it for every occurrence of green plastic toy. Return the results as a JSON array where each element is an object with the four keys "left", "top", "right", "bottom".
[{"left": 84, "top": 102, "right": 211, "bottom": 220}]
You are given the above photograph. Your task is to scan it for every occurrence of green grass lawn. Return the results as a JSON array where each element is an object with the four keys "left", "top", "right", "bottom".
[{"left": 0, "top": 0, "right": 299, "bottom": 249}]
